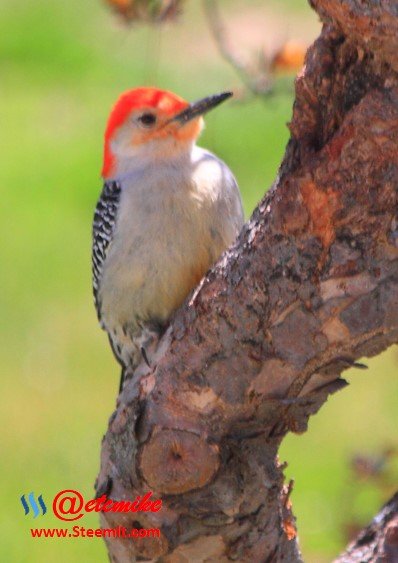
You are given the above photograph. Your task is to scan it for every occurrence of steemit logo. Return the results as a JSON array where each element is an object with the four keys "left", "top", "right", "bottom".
[{"left": 20, "top": 493, "right": 47, "bottom": 518}]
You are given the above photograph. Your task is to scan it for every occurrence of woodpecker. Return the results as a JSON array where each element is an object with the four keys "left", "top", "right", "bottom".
[{"left": 92, "top": 87, "right": 244, "bottom": 389}]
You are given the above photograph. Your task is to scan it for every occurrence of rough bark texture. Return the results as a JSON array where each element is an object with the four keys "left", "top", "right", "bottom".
[
  {"left": 335, "top": 492, "right": 398, "bottom": 563},
  {"left": 97, "top": 0, "right": 398, "bottom": 560}
]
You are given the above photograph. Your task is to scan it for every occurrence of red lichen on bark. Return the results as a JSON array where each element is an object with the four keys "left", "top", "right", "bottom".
[{"left": 300, "top": 179, "right": 341, "bottom": 252}]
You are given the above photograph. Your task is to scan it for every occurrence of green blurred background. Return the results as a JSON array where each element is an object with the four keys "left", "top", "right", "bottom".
[{"left": 1, "top": 0, "right": 397, "bottom": 561}]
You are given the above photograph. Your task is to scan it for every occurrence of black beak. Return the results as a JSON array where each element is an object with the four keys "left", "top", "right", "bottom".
[{"left": 171, "top": 91, "right": 233, "bottom": 125}]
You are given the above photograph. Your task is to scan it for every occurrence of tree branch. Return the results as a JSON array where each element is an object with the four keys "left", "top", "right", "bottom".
[
  {"left": 97, "top": 0, "right": 398, "bottom": 560},
  {"left": 202, "top": 0, "right": 273, "bottom": 97},
  {"left": 335, "top": 491, "right": 398, "bottom": 562}
]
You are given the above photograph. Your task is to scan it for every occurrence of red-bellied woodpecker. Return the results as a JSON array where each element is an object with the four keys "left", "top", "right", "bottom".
[{"left": 92, "top": 87, "right": 244, "bottom": 390}]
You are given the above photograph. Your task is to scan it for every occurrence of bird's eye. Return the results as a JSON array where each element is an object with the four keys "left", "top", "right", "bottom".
[{"left": 138, "top": 113, "right": 157, "bottom": 127}]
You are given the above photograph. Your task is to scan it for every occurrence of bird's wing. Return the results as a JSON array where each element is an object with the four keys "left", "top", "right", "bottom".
[{"left": 92, "top": 180, "right": 121, "bottom": 320}]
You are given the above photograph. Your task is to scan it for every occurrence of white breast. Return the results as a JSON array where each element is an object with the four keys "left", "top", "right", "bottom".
[{"left": 99, "top": 145, "right": 244, "bottom": 345}]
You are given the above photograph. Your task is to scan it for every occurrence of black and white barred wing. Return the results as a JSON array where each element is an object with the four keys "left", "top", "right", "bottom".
[{"left": 92, "top": 181, "right": 121, "bottom": 320}]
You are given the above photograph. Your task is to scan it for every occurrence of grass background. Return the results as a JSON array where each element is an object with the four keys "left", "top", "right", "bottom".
[{"left": 1, "top": 0, "right": 397, "bottom": 561}]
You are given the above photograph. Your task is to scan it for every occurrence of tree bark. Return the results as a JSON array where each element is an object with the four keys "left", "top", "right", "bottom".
[
  {"left": 335, "top": 492, "right": 398, "bottom": 563},
  {"left": 96, "top": 0, "right": 398, "bottom": 560}
]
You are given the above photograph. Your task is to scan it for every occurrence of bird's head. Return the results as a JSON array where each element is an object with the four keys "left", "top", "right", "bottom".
[{"left": 102, "top": 87, "right": 232, "bottom": 179}]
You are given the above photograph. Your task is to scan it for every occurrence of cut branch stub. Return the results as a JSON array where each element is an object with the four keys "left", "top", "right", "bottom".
[{"left": 139, "top": 429, "right": 220, "bottom": 494}]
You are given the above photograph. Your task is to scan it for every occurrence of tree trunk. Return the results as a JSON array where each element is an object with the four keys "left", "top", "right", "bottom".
[{"left": 96, "top": 0, "right": 398, "bottom": 560}]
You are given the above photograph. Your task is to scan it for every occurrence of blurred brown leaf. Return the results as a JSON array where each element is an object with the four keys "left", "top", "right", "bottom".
[
  {"left": 271, "top": 40, "right": 306, "bottom": 73},
  {"left": 105, "top": 0, "right": 185, "bottom": 24},
  {"left": 351, "top": 448, "right": 397, "bottom": 481}
]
